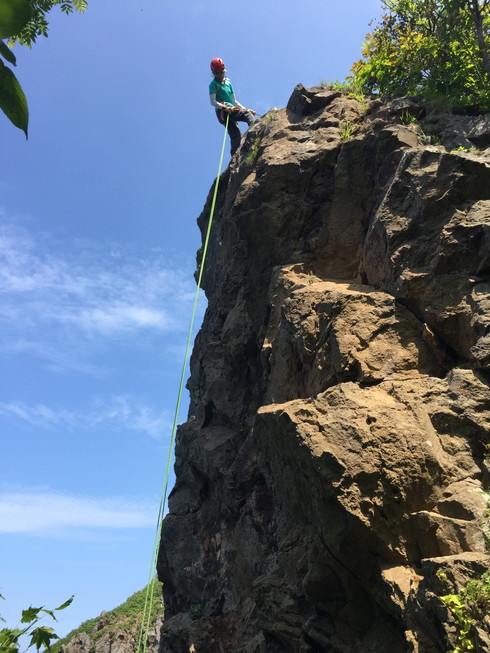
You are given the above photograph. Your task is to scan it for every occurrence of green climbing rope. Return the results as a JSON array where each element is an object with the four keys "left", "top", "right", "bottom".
[{"left": 136, "top": 114, "right": 230, "bottom": 653}]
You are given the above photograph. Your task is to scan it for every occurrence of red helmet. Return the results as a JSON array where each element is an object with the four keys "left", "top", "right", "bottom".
[{"left": 210, "top": 58, "right": 225, "bottom": 73}]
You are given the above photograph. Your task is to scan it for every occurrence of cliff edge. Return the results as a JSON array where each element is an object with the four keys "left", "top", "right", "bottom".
[{"left": 157, "top": 86, "right": 490, "bottom": 652}]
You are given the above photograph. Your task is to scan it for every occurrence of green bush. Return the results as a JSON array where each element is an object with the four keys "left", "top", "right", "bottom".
[{"left": 350, "top": 0, "right": 490, "bottom": 113}]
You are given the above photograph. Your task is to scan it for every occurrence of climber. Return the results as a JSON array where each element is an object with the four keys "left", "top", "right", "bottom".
[{"left": 209, "top": 58, "right": 255, "bottom": 156}]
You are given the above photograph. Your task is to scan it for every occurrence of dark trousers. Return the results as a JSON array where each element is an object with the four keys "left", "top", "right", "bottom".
[{"left": 216, "top": 109, "right": 254, "bottom": 155}]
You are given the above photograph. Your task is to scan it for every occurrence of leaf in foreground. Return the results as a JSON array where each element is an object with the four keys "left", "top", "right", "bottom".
[
  {"left": 0, "top": 59, "right": 28, "bottom": 136},
  {"left": 29, "top": 626, "right": 58, "bottom": 651},
  {"left": 20, "top": 607, "right": 43, "bottom": 624},
  {"left": 0, "top": 40, "right": 16, "bottom": 66},
  {"left": 54, "top": 597, "right": 74, "bottom": 612},
  {"left": 0, "top": 0, "right": 33, "bottom": 39}
]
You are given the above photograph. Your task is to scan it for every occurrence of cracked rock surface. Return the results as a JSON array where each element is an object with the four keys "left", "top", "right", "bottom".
[{"left": 157, "top": 87, "right": 490, "bottom": 652}]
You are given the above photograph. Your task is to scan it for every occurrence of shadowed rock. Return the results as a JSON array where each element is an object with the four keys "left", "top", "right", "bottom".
[{"left": 158, "top": 87, "right": 490, "bottom": 653}]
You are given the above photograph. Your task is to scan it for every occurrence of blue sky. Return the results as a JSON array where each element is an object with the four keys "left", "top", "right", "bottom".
[{"left": 0, "top": 0, "right": 382, "bottom": 638}]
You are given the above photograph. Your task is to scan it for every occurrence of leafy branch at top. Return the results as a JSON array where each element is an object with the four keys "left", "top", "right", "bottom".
[
  {"left": 0, "top": 594, "right": 74, "bottom": 653},
  {"left": 0, "top": 0, "right": 32, "bottom": 136},
  {"left": 0, "top": 0, "right": 87, "bottom": 137},
  {"left": 350, "top": 0, "right": 490, "bottom": 113},
  {"left": 8, "top": 0, "right": 87, "bottom": 48}
]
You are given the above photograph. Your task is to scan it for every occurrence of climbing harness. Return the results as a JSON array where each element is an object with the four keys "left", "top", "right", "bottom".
[
  {"left": 136, "top": 114, "right": 230, "bottom": 653},
  {"left": 228, "top": 106, "right": 259, "bottom": 116}
]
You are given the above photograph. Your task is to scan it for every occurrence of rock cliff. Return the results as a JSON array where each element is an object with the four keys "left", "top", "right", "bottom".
[{"left": 157, "top": 86, "right": 490, "bottom": 652}]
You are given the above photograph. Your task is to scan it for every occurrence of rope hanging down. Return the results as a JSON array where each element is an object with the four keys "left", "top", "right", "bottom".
[{"left": 136, "top": 114, "right": 230, "bottom": 653}]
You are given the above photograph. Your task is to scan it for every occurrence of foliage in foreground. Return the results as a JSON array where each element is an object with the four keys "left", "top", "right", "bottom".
[
  {"left": 8, "top": 0, "right": 88, "bottom": 48},
  {"left": 0, "top": 0, "right": 87, "bottom": 137},
  {"left": 351, "top": 0, "right": 490, "bottom": 113},
  {"left": 0, "top": 595, "right": 74, "bottom": 653}
]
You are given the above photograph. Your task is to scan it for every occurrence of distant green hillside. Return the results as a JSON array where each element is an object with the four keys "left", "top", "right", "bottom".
[{"left": 52, "top": 579, "right": 163, "bottom": 652}]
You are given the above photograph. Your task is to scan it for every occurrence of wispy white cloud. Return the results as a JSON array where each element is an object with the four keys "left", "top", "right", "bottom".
[
  {"left": 0, "top": 401, "right": 75, "bottom": 427},
  {"left": 0, "top": 212, "right": 204, "bottom": 371},
  {"left": 73, "top": 305, "right": 170, "bottom": 334},
  {"left": 0, "top": 338, "right": 102, "bottom": 375},
  {"left": 0, "top": 489, "right": 157, "bottom": 534},
  {"left": 88, "top": 395, "right": 171, "bottom": 438},
  {"left": 0, "top": 395, "right": 170, "bottom": 438}
]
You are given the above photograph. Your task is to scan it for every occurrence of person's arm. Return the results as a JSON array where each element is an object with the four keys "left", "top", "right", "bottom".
[
  {"left": 209, "top": 93, "right": 232, "bottom": 110},
  {"left": 231, "top": 93, "right": 244, "bottom": 109}
]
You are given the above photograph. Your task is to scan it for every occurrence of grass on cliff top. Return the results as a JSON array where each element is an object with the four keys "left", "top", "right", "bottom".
[{"left": 50, "top": 579, "right": 163, "bottom": 652}]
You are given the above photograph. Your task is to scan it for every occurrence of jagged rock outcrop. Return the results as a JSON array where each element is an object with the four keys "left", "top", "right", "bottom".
[
  {"left": 60, "top": 615, "right": 163, "bottom": 653},
  {"left": 157, "top": 85, "right": 490, "bottom": 652},
  {"left": 56, "top": 585, "right": 164, "bottom": 653}
]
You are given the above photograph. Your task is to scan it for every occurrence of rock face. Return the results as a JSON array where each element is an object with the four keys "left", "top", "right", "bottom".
[{"left": 157, "top": 86, "right": 490, "bottom": 652}]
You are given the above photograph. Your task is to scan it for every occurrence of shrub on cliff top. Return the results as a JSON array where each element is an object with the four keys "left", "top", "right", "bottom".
[{"left": 350, "top": 0, "right": 490, "bottom": 112}]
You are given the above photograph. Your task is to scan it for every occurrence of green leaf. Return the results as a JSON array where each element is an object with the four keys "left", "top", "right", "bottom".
[
  {"left": 0, "top": 0, "right": 34, "bottom": 39},
  {"left": 0, "top": 60, "right": 28, "bottom": 137},
  {"left": 0, "top": 627, "right": 24, "bottom": 642},
  {"left": 0, "top": 39, "right": 16, "bottom": 65},
  {"left": 54, "top": 596, "right": 74, "bottom": 611},
  {"left": 0, "top": 628, "right": 21, "bottom": 653},
  {"left": 41, "top": 609, "right": 56, "bottom": 621},
  {"left": 442, "top": 593, "right": 464, "bottom": 606},
  {"left": 20, "top": 606, "right": 43, "bottom": 623},
  {"left": 29, "top": 626, "right": 58, "bottom": 651}
]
